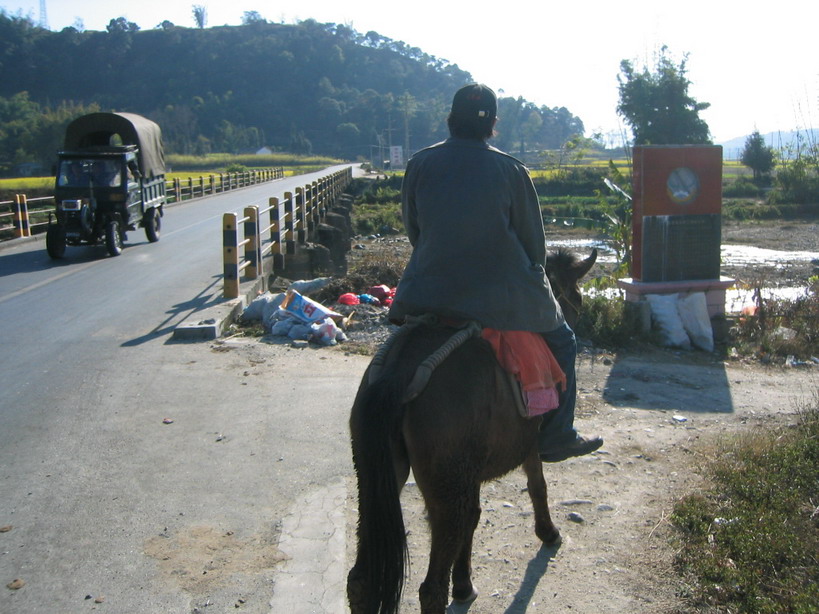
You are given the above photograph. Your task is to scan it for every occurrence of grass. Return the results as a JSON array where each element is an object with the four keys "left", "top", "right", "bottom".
[{"left": 670, "top": 391, "right": 819, "bottom": 613}]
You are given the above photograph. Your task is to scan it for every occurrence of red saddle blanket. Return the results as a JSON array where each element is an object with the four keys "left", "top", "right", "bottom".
[{"left": 481, "top": 329, "right": 566, "bottom": 416}]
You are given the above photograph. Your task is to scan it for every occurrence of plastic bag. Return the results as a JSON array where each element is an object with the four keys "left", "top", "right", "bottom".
[
  {"left": 311, "top": 317, "right": 347, "bottom": 346},
  {"left": 357, "top": 293, "right": 381, "bottom": 306},
  {"left": 646, "top": 294, "right": 691, "bottom": 349},
  {"left": 269, "top": 313, "right": 298, "bottom": 336},
  {"left": 281, "top": 289, "right": 341, "bottom": 323},
  {"left": 288, "top": 277, "right": 332, "bottom": 297},
  {"left": 367, "top": 285, "right": 392, "bottom": 302},
  {"left": 677, "top": 292, "right": 714, "bottom": 352},
  {"left": 338, "top": 293, "right": 360, "bottom": 305},
  {"left": 243, "top": 291, "right": 285, "bottom": 322}
]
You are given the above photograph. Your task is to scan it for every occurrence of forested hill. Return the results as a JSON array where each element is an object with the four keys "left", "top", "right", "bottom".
[{"left": 0, "top": 13, "right": 584, "bottom": 165}]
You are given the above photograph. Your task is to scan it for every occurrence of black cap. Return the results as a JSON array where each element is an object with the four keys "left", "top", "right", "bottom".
[{"left": 450, "top": 83, "right": 497, "bottom": 122}]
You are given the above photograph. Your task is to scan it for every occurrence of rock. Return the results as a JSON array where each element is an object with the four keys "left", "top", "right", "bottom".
[
  {"left": 559, "top": 499, "right": 593, "bottom": 506},
  {"left": 567, "top": 512, "right": 585, "bottom": 523},
  {"left": 7, "top": 578, "right": 25, "bottom": 590}
]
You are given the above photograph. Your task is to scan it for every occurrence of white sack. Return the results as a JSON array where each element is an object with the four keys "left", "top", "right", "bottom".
[
  {"left": 646, "top": 294, "right": 691, "bottom": 349},
  {"left": 677, "top": 292, "right": 714, "bottom": 352}
]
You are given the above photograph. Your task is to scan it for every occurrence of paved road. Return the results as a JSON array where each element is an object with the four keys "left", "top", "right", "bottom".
[{"left": 0, "top": 167, "right": 366, "bottom": 613}]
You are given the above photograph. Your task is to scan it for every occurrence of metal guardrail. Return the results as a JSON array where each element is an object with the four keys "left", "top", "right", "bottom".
[
  {"left": 0, "top": 167, "right": 286, "bottom": 240},
  {"left": 166, "top": 167, "right": 284, "bottom": 203},
  {"left": 221, "top": 167, "right": 353, "bottom": 299}
]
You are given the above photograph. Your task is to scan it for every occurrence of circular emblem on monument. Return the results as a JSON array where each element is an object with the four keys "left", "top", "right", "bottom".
[{"left": 666, "top": 167, "right": 700, "bottom": 205}]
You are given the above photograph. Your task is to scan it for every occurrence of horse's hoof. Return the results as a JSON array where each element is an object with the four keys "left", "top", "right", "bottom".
[
  {"left": 452, "top": 587, "right": 478, "bottom": 604},
  {"left": 539, "top": 526, "right": 561, "bottom": 546}
]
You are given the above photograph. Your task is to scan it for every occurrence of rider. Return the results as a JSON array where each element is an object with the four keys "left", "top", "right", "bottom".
[{"left": 388, "top": 83, "right": 603, "bottom": 462}]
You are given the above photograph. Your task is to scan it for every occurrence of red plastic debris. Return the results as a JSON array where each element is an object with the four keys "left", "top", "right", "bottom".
[
  {"left": 367, "top": 285, "right": 391, "bottom": 302},
  {"left": 338, "top": 293, "right": 360, "bottom": 305}
]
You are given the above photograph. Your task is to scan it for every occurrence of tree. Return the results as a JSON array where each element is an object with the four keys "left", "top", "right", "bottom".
[
  {"left": 741, "top": 130, "right": 775, "bottom": 182},
  {"left": 241, "top": 11, "right": 265, "bottom": 25},
  {"left": 106, "top": 17, "right": 140, "bottom": 33},
  {"left": 191, "top": 5, "right": 207, "bottom": 29},
  {"left": 617, "top": 46, "right": 711, "bottom": 145}
]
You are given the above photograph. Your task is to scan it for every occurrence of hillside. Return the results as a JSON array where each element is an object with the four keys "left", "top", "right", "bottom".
[
  {"left": 0, "top": 13, "right": 584, "bottom": 166},
  {"left": 719, "top": 128, "right": 819, "bottom": 159}
]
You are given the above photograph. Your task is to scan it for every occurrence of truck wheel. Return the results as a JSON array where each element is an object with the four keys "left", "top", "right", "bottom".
[
  {"left": 46, "top": 225, "right": 66, "bottom": 259},
  {"left": 105, "top": 220, "right": 123, "bottom": 257},
  {"left": 144, "top": 208, "right": 161, "bottom": 242}
]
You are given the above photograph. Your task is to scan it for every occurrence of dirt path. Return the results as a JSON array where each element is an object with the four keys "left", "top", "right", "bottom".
[{"left": 363, "top": 348, "right": 816, "bottom": 613}]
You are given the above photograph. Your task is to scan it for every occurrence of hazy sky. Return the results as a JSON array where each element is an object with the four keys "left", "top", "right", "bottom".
[{"left": 3, "top": 0, "right": 817, "bottom": 144}]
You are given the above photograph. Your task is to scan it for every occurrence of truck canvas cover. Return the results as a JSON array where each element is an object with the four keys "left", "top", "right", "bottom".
[{"left": 63, "top": 112, "right": 166, "bottom": 178}]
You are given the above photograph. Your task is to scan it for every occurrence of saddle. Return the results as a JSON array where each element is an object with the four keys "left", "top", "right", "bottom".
[{"left": 369, "top": 314, "right": 557, "bottom": 418}]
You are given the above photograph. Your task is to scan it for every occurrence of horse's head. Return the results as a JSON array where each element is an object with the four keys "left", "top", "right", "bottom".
[{"left": 545, "top": 247, "right": 597, "bottom": 329}]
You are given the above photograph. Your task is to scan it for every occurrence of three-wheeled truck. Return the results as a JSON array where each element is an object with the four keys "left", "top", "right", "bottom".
[{"left": 47, "top": 112, "right": 167, "bottom": 258}]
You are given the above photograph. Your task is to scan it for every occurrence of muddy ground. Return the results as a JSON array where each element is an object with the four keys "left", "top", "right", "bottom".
[{"left": 335, "top": 219, "right": 817, "bottom": 613}]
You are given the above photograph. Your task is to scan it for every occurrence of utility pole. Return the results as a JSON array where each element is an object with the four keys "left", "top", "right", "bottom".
[{"left": 39, "top": 0, "right": 49, "bottom": 29}]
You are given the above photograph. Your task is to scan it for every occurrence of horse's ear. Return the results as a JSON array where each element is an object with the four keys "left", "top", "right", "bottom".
[{"left": 573, "top": 248, "right": 597, "bottom": 280}]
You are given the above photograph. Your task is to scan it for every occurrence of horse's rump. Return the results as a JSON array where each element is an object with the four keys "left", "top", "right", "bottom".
[{"left": 363, "top": 322, "right": 541, "bottom": 484}]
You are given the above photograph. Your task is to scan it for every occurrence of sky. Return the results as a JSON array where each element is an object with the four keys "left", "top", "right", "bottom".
[{"left": 2, "top": 0, "right": 817, "bottom": 145}]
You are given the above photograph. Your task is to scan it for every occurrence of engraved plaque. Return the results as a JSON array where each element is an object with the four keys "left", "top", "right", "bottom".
[{"left": 641, "top": 214, "right": 721, "bottom": 282}]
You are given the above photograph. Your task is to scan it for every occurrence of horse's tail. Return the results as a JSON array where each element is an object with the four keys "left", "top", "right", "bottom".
[{"left": 349, "top": 373, "right": 409, "bottom": 614}]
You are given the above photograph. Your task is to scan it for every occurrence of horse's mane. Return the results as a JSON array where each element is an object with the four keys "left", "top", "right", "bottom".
[{"left": 546, "top": 246, "right": 580, "bottom": 269}]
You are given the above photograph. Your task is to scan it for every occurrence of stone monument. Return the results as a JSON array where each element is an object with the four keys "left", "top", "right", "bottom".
[{"left": 618, "top": 145, "right": 735, "bottom": 320}]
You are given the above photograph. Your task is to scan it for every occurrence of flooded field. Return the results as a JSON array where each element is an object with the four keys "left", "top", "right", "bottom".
[{"left": 549, "top": 238, "right": 819, "bottom": 313}]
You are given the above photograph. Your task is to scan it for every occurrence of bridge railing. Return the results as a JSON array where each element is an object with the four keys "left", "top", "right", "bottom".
[
  {"left": 0, "top": 167, "right": 285, "bottom": 241},
  {"left": 222, "top": 166, "right": 352, "bottom": 299},
  {"left": 167, "top": 167, "right": 284, "bottom": 203}
]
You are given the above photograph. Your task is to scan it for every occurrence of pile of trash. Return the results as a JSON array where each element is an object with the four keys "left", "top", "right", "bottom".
[
  {"left": 241, "top": 278, "right": 396, "bottom": 347},
  {"left": 336, "top": 284, "right": 394, "bottom": 307}
]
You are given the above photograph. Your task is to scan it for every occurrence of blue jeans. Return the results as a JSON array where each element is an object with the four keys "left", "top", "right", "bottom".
[{"left": 538, "top": 322, "right": 578, "bottom": 451}]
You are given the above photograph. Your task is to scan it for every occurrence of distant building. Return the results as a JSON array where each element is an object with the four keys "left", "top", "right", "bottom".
[{"left": 256, "top": 146, "right": 274, "bottom": 155}]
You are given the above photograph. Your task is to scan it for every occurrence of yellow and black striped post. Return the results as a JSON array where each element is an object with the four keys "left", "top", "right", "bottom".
[
  {"left": 295, "top": 187, "right": 307, "bottom": 243},
  {"left": 243, "top": 206, "right": 261, "bottom": 280},
  {"left": 13, "top": 194, "right": 31, "bottom": 238},
  {"left": 223, "top": 212, "right": 240, "bottom": 299},
  {"left": 284, "top": 191, "right": 296, "bottom": 254},
  {"left": 269, "top": 196, "right": 285, "bottom": 271}
]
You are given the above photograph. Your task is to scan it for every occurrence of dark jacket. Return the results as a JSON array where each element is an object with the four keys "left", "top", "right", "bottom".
[{"left": 388, "top": 138, "right": 565, "bottom": 332}]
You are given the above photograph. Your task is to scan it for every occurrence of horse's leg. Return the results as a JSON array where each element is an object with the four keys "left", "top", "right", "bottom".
[
  {"left": 522, "top": 448, "right": 561, "bottom": 545},
  {"left": 450, "top": 483, "right": 480, "bottom": 603},
  {"left": 417, "top": 484, "right": 474, "bottom": 614}
]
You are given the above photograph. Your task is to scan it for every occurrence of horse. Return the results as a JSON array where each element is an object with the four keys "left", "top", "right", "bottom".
[{"left": 347, "top": 247, "right": 598, "bottom": 614}]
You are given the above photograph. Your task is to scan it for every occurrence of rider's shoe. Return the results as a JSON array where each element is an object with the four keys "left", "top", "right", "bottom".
[{"left": 539, "top": 435, "right": 603, "bottom": 462}]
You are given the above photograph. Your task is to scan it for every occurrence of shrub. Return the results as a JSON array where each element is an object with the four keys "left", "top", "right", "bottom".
[
  {"left": 731, "top": 280, "right": 819, "bottom": 360},
  {"left": 574, "top": 294, "right": 646, "bottom": 349},
  {"left": 722, "top": 177, "right": 762, "bottom": 198}
]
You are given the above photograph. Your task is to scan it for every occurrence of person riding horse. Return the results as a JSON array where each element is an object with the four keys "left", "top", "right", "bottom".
[{"left": 388, "top": 83, "right": 602, "bottom": 462}]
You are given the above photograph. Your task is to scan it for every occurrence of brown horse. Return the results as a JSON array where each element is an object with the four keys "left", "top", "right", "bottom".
[{"left": 347, "top": 247, "right": 597, "bottom": 614}]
